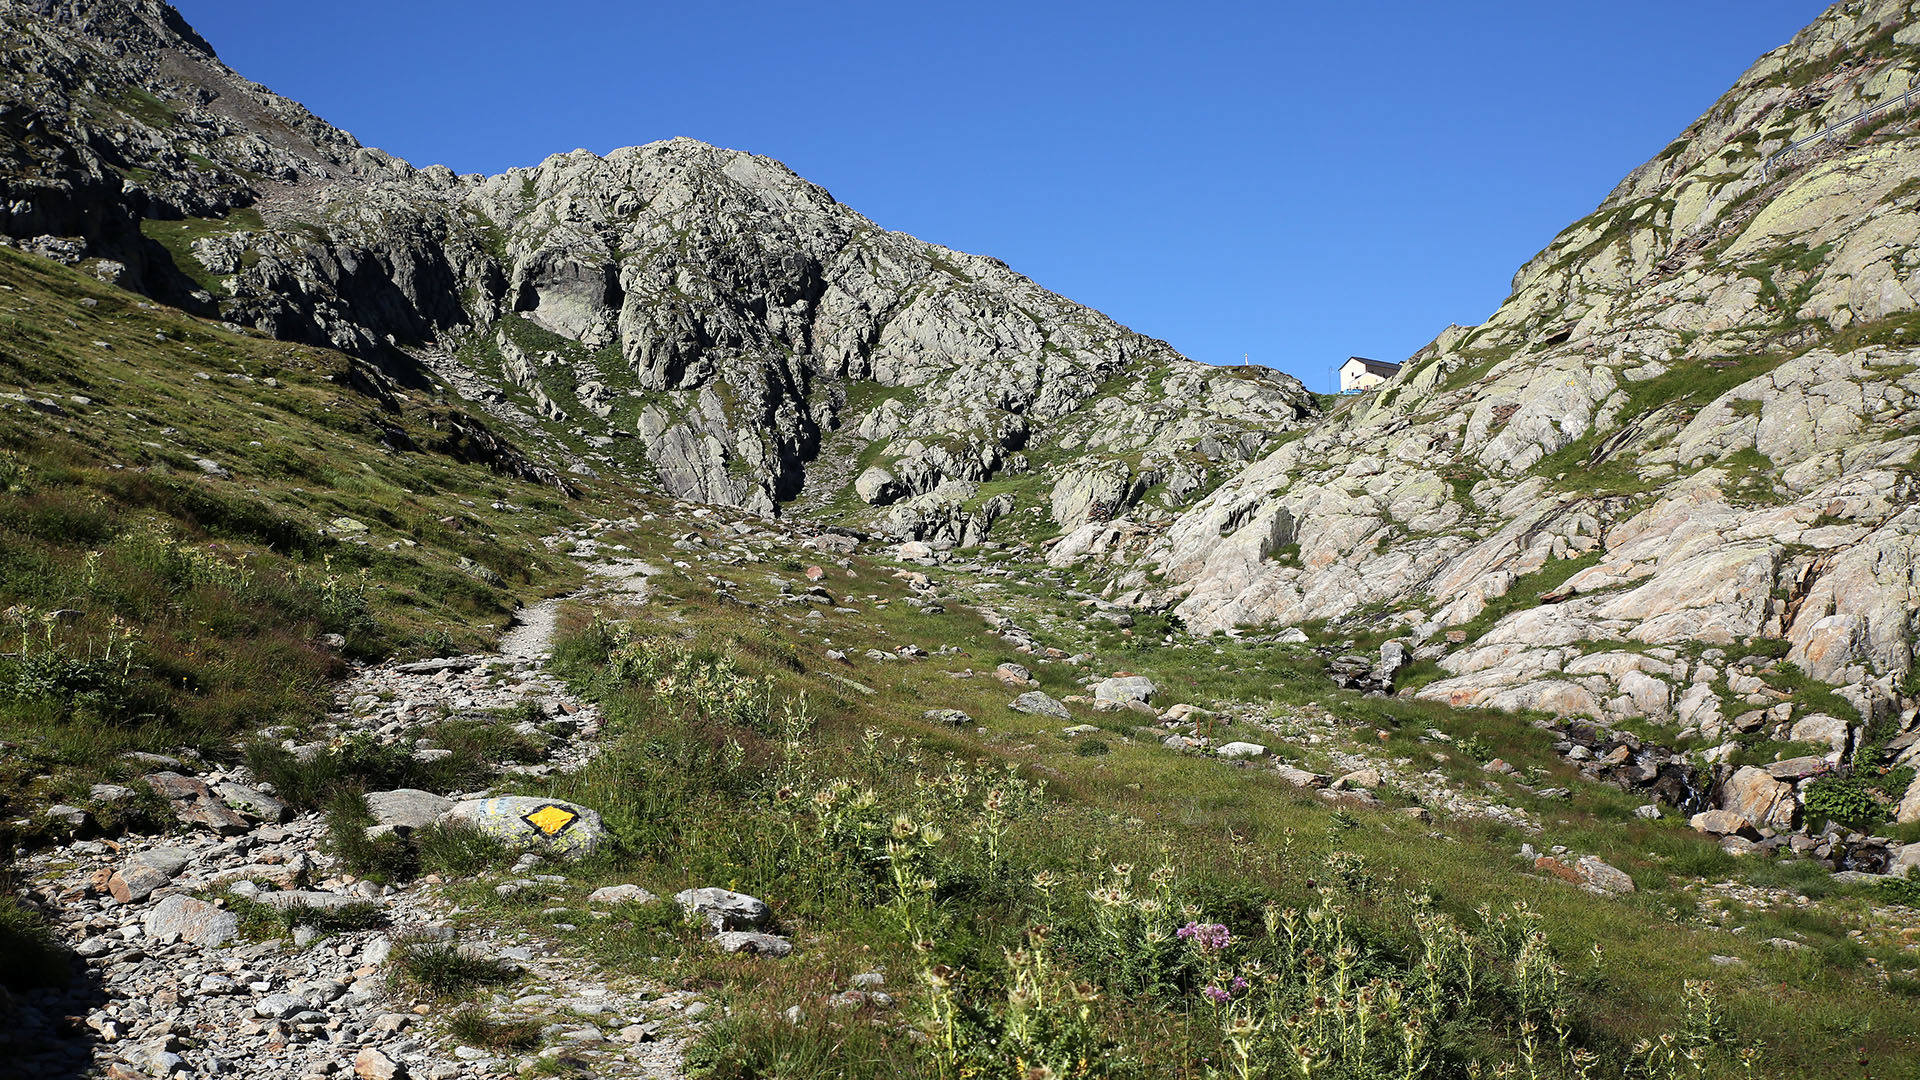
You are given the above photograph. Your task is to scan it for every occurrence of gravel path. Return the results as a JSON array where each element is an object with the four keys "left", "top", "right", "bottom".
[
  {"left": 500, "top": 559, "right": 661, "bottom": 661},
  {"left": 8, "top": 559, "right": 697, "bottom": 1080}
]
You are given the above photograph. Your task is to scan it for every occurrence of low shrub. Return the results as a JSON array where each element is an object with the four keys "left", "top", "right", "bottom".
[
  {"left": 1801, "top": 776, "right": 1882, "bottom": 830},
  {"left": 324, "top": 793, "right": 421, "bottom": 883},
  {"left": 247, "top": 735, "right": 421, "bottom": 810},
  {"left": 229, "top": 893, "right": 387, "bottom": 938},
  {"left": 415, "top": 822, "right": 513, "bottom": 878}
]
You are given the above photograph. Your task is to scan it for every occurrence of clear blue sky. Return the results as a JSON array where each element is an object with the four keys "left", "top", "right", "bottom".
[{"left": 173, "top": 0, "right": 1829, "bottom": 392}]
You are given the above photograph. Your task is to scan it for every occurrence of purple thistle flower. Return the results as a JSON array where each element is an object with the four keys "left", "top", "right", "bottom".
[
  {"left": 1178, "top": 921, "right": 1232, "bottom": 950},
  {"left": 1202, "top": 985, "right": 1231, "bottom": 1005}
]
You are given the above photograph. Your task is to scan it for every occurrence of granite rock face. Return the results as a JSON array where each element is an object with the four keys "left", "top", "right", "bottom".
[
  {"left": 1126, "top": 0, "right": 1920, "bottom": 744},
  {"left": 11, "top": 0, "right": 1920, "bottom": 760},
  {"left": 0, "top": 0, "right": 1315, "bottom": 536}
]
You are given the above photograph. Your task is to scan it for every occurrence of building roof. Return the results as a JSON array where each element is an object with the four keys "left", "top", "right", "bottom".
[{"left": 1342, "top": 356, "right": 1402, "bottom": 377}]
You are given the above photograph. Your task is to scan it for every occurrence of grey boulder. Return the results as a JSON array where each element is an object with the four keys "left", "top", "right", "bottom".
[{"left": 674, "top": 887, "right": 770, "bottom": 932}]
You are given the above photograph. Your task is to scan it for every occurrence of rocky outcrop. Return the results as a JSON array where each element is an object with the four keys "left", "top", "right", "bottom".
[
  {"left": 8, "top": 0, "right": 1920, "bottom": 760},
  {"left": 0, "top": 0, "right": 1316, "bottom": 537},
  {"left": 1136, "top": 0, "right": 1920, "bottom": 747}
]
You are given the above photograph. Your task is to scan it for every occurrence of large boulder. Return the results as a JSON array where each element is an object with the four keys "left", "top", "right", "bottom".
[
  {"left": 1575, "top": 856, "right": 1635, "bottom": 896},
  {"left": 854, "top": 466, "right": 903, "bottom": 506},
  {"left": 1093, "top": 676, "right": 1156, "bottom": 705},
  {"left": 1718, "top": 766, "right": 1796, "bottom": 831},
  {"left": 1049, "top": 462, "right": 1133, "bottom": 531},
  {"left": 1689, "top": 809, "right": 1754, "bottom": 836},
  {"left": 1891, "top": 842, "right": 1920, "bottom": 878},
  {"left": 441, "top": 797, "right": 606, "bottom": 858},
  {"left": 215, "top": 781, "right": 291, "bottom": 823},
  {"left": 714, "top": 931, "right": 791, "bottom": 957},
  {"left": 365, "top": 789, "right": 455, "bottom": 830},
  {"left": 1008, "top": 691, "right": 1071, "bottom": 720},
  {"left": 1897, "top": 772, "right": 1920, "bottom": 825},
  {"left": 1788, "top": 714, "right": 1852, "bottom": 760},
  {"left": 108, "top": 847, "right": 191, "bottom": 904},
  {"left": 143, "top": 895, "right": 238, "bottom": 946},
  {"left": 142, "top": 772, "right": 251, "bottom": 835},
  {"left": 674, "top": 887, "right": 770, "bottom": 931}
]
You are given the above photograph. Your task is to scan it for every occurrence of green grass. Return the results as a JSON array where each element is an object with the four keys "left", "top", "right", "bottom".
[
  {"left": 0, "top": 212, "right": 1914, "bottom": 1079},
  {"left": 0, "top": 243, "right": 589, "bottom": 882},
  {"left": 461, "top": 531, "right": 1920, "bottom": 1079},
  {"left": 137, "top": 208, "right": 266, "bottom": 295},
  {"left": 390, "top": 941, "right": 522, "bottom": 999},
  {"left": 0, "top": 894, "right": 67, "bottom": 989},
  {"left": 446, "top": 1007, "right": 544, "bottom": 1053},
  {"left": 1444, "top": 552, "right": 1603, "bottom": 643},
  {"left": 227, "top": 893, "right": 387, "bottom": 939}
]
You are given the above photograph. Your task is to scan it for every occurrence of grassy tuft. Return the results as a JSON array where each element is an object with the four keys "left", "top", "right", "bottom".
[{"left": 390, "top": 941, "right": 521, "bottom": 999}]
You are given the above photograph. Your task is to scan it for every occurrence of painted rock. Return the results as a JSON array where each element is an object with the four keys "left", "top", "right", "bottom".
[{"left": 441, "top": 796, "right": 606, "bottom": 858}]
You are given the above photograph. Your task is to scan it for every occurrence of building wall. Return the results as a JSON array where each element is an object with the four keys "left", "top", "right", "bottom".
[{"left": 1339, "top": 363, "right": 1391, "bottom": 392}]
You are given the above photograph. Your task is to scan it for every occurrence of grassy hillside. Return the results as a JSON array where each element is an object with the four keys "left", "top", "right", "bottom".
[
  {"left": 0, "top": 243, "right": 598, "bottom": 844},
  {"left": 0, "top": 245, "right": 1914, "bottom": 1078},
  {"left": 410, "top": 521, "right": 1917, "bottom": 1079}
]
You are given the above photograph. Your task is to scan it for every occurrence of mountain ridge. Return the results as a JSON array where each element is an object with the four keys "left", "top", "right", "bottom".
[
  {"left": 6, "top": 4, "right": 1920, "bottom": 1078},
  {"left": 8, "top": 0, "right": 1920, "bottom": 803},
  {"left": 0, "top": 0, "right": 1316, "bottom": 537}
]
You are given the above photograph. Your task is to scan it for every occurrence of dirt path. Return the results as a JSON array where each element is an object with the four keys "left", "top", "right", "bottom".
[
  {"left": 12, "top": 556, "right": 698, "bottom": 1080},
  {"left": 499, "top": 558, "right": 662, "bottom": 661}
]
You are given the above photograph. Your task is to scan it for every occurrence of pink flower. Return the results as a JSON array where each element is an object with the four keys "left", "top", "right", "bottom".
[
  {"left": 1202, "top": 985, "right": 1231, "bottom": 1004},
  {"left": 1177, "top": 922, "right": 1232, "bottom": 951}
]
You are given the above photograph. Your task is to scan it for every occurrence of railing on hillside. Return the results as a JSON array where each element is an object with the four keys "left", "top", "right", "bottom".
[{"left": 1761, "top": 84, "right": 1920, "bottom": 177}]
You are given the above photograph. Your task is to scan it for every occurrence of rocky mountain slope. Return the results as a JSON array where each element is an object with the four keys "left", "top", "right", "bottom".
[
  {"left": 5, "top": 0, "right": 1920, "bottom": 868},
  {"left": 1058, "top": 0, "right": 1920, "bottom": 795},
  {"left": 8, "top": 4, "right": 1920, "bottom": 1077},
  {"left": 0, "top": 0, "right": 1315, "bottom": 542}
]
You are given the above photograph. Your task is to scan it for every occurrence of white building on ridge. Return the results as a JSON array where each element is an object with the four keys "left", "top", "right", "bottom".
[{"left": 1338, "top": 356, "right": 1401, "bottom": 393}]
